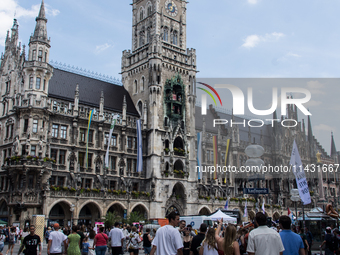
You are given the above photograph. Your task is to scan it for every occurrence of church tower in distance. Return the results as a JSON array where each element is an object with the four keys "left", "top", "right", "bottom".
[{"left": 121, "top": 0, "right": 198, "bottom": 217}]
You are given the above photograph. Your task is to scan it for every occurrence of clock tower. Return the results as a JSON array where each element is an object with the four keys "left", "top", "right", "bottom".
[{"left": 121, "top": 0, "right": 198, "bottom": 217}]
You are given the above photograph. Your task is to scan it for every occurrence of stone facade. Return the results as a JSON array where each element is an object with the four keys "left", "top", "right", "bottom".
[{"left": 0, "top": 0, "right": 338, "bottom": 227}]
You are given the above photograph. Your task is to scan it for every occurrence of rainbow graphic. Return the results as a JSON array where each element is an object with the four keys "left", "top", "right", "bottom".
[{"left": 197, "top": 82, "right": 223, "bottom": 106}]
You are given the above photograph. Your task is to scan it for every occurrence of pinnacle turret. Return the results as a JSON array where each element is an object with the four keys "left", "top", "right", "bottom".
[{"left": 30, "top": 0, "right": 49, "bottom": 45}]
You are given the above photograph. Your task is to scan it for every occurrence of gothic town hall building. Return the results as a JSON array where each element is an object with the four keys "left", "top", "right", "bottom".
[{"left": 0, "top": 0, "right": 338, "bottom": 227}]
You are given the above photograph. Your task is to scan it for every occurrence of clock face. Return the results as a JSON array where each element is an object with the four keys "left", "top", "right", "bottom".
[{"left": 165, "top": 0, "right": 178, "bottom": 17}]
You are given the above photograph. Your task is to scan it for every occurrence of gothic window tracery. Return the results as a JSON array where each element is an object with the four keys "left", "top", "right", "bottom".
[
  {"left": 163, "top": 27, "right": 169, "bottom": 42},
  {"left": 173, "top": 31, "right": 178, "bottom": 45}
]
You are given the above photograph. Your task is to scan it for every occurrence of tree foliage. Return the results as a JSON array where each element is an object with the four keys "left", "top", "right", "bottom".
[{"left": 105, "top": 211, "right": 121, "bottom": 228}]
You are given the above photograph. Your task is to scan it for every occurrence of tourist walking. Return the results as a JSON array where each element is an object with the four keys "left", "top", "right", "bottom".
[
  {"left": 183, "top": 228, "right": 193, "bottom": 255},
  {"left": 126, "top": 226, "right": 141, "bottom": 255},
  {"left": 108, "top": 222, "right": 125, "bottom": 255},
  {"left": 305, "top": 227, "right": 313, "bottom": 255},
  {"left": 246, "top": 212, "right": 284, "bottom": 255},
  {"left": 47, "top": 223, "right": 68, "bottom": 255},
  {"left": 5, "top": 227, "right": 16, "bottom": 255},
  {"left": 18, "top": 225, "right": 42, "bottom": 255},
  {"left": 143, "top": 229, "right": 152, "bottom": 255},
  {"left": 0, "top": 229, "right": 6, "bottom": 255},
  {"left": 93, "top": 227, "right": 108, "bottom": 255},
  {"left": 198, "top": 228, "right": 218, "bottom": 255},
  {"left": 150, "top": 211, "right": 184, "bottom": 255},
  {"left": 278, "top": 216, "right": 305, "bottom": 255},
  {"left": 190, "top": 223, "right": 207, "bottom": 255},
  {"left": 320, "top": 227, "right": 337, "bottom": 255},
  {"left": 81, "top": 237, "right": 91, "bottom": 255},
  {"left": 87, "top": 230, "right": 95, "bottom": 255},
  {"left": 215, "top": 220, "right": 240, "bottom": 255},
  {"left": 67, "top": 226, "right": 81, "bottom": 255},
  {"left": 299, "top": 228, "right": 309, "bottom": 253}
]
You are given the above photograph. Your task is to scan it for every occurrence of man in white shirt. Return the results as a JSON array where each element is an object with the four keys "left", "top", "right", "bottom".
[
  {"left": 150, "top": 211, "right": 183, "bottom": 255},
  {"left": 108, "top": 222, "right": 125, "bottom": 255},
  {"left": 47, "top": 223, "right": 67, "bottom": 255},
  {"left": 247, "top": 212, "right": 285, "bottom": 255}
]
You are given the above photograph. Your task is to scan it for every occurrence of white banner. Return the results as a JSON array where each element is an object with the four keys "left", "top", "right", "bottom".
[
  {"left": 290, "top": 140, "right": 311, "bottom": 205},
  {"left": 105, "top": 114, "right": 118, "bottom": 168}
]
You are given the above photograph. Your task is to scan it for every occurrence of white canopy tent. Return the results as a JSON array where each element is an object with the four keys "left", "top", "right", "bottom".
[{"left": 210, "top": 209, "right": 237, "bottom": 224}]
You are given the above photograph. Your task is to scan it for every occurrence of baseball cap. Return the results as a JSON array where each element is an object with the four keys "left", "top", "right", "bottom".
[{"left": 54, "top": 223, "right": 60, "bottom": 228}]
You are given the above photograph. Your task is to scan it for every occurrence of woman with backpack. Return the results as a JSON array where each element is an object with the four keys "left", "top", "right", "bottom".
[{"left": 5, "top": 227, "right": 16, "bottom": 255}]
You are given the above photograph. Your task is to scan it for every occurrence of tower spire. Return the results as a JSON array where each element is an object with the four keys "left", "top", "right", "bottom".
[
  {"left": 31, "top": 0, "right": 49, "bottom": 44},
  {"left": 331, "top": 132, "right": 337, "bottom": 157}
]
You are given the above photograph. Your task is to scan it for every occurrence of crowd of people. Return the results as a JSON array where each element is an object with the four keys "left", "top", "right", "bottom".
[{"left": 0, "top": 212, "right": 339, "bottom": 255}]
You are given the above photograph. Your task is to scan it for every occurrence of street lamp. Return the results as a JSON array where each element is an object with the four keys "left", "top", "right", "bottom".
[{"left": 70, "top": 204, "right": 75, "bottom": 227}]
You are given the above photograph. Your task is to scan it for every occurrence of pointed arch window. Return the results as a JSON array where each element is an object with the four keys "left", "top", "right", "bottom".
[
  {"left": 134, "top": 80, "right": 138, "bottom": 94},
  {"left": 36, "top": 77, "right": 41, "bottom": 89},
  {"left": 38, "top": 49, "right": 43, "bottom": 62},
  {"left": 142, "top": 77, "right": 145, "bottom": 91},
  {"left": 32, "top": 50, "right": 36, "bottom": 61},
  {"left": 140, "top": 9, "right": 144, "bottom": 21},
  {"left": 29, "top": 77, "right": 33, "bottom": 89},
  {"left": 147, "top": 6, "right": 152, "bottom": 16},
  {"left": 163, "top": 28, "right": 169, "bottom": 42},
  {"left": 173, "top": 31, "right": 178, "bottom": 45}
]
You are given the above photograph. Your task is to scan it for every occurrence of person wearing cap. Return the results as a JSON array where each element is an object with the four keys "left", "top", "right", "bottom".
[{"left": 48, "top": 223, "right": 68, "bottom": 255}]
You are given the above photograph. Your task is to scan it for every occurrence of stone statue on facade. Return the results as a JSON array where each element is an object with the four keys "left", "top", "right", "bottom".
[{"left": 12, "top": 136, "right": 19, "bottom": 155}]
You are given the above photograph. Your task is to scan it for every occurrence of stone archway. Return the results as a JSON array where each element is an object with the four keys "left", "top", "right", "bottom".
[
  {"left": 0, "top": 200, "right": 9, "bottom": 223},
  {"left": 131, "top": 203, "right": 148, "bottom": 219},
  {"left": 107, "top": 202, "right": 126, "bottom": 219},
  {"left": 78, "top": 202, "right": 101, "bottom": 226},
  {"left": 48, "top": 201, "right": 71, "bottom": 227},
  {"left": 198, "top": 207, "right": 211, "bottom": 215},
  {"left": 165, "top": 182, "right": 187, "bottom": 216}
]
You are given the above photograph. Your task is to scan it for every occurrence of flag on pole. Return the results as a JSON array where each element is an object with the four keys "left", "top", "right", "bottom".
[
  {"left": 224, "top": 199, "right": 229, "bottom": 210},
  {"left": 290, "top": 140, "right": 311, "bottom": 205},
  {"left": 287, "top": 207, "right": 293, "bottom": 220},
  {"left": 197, "top": 132, "right": 202, "bottom": 180},
  {"left": 224, "top": 139, "right": 231, "bottom": 183},
  {"left": 213, "top": 136, "right": 218, "bottom": 179},
  {"left": 85, "top": 109, "right": 94, "bottom": 169},
  {"left": 105, "top": 114, "right": 118, "bottom": 168},
  {"left": 262, "top": 199, "right": 265, "bottom": 214},
  {"left": 136, "top": 119, "right": 143, "bottom": 172},
  {"left": 244, "top": 200, "right": 248, "bottom": 217}
]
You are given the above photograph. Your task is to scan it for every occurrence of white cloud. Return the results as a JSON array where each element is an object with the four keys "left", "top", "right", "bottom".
[
  {"left": 0, "top": 0, "right": 59, "bottom": 46},
  {"left": 287, "top": 52, "right": 301, "bottom": 58},
  {"left": 314, "top": 124, "right": 335, "bottom": 132},
  {"left": 248, "top": 0, "right": 258, "bottom": 4},
  {"left": 95, "top": 43, "right": 112, "bottom": 54},
  {"left": 242, "top": 32, "right": 285, "bottom": 48},
  {"left": 305, "top": 80, "right": 326, "bottom": 95}
]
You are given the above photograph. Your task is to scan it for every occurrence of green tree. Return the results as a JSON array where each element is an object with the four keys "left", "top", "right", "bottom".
[
  {"left": 127, "top": 211, "right": 145, "bottom": 225},
  {"left": 105, "top": 211, "right": 121, "bottom": 228}
]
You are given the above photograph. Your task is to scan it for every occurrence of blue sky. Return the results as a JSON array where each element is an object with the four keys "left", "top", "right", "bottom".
[{"left": 1, "top": 0, "right": 339, "bottom": 154}]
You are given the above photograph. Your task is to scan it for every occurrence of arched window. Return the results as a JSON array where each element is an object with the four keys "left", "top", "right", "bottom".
[
  {"left": 140, "top": 9, "right": 144, "bottom": 21},
  {"left": 147, "top": 29, "right": 150, "bottom": 43},
  {"left": 147, "top": 5, "right": 152, "bottom": 16},
  {"left": 137, "top": 101, "right": 143, "bottom": 116},
  {"left": 134, "top": 80, "right": 138, "bottom": 94},
  {"left": 163, "top": 28, "right": 168, "bottom": 42},
  {"left": 141, "top": 77, "right": 145, "bottom": 91},
  {"left": 173, "top": 31, "right": 178, "bottom": 45},
  {"left": 139, "top": 32, "right": 143, "bottom": 47}
]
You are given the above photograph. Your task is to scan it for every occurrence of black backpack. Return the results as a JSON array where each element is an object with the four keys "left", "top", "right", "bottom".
[{"left": 328, "top": 235, "right": 338, "bottom": 252}]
